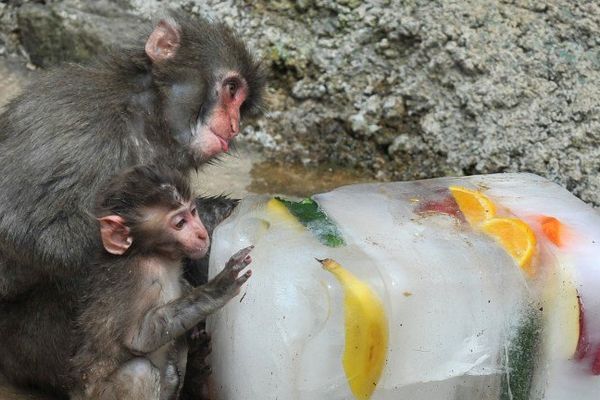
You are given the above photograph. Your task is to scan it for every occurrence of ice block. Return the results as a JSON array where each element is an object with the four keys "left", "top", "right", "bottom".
[{"left": 205, "top": 173, "right": 600, "bottom": 400}]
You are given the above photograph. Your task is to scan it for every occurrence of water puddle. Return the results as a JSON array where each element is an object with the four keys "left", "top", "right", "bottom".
[
  {"left": 248, "top": 161, "right": 376, "bottom": 197},
  {"left": 195, "top": 145, "right": 376, "bottom": 198}
]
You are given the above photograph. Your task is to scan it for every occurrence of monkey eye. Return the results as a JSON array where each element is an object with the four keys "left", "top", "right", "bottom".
[
  {"left": 190, "top": 207, "right": 197, "bottom": 217},
  {"left": 224, "top": 79, "right": 238, "bottom": 98},
  {"left": 174, "top": 218, "right": 186, "bottom": 230}
]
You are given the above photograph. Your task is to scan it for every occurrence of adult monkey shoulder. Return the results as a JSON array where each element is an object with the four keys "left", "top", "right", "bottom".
[
  {"left": 0, "top": 12, "right": 265, "bottom": 398},
  {"left": 0, "top": 13, "right": 265, "bottom": 297}
]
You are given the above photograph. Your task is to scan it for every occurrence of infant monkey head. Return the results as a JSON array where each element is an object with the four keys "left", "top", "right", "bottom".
[{"left": 94, "top": 165, "right": 209, "bottom": 260}]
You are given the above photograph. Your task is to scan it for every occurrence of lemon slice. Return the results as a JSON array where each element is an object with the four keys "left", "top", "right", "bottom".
[
  {"left": 480, "top": 218, "right": 537, "bottom": 274},
  {"left": 449, "top": 186, "right": 497, "bottom": 226}
]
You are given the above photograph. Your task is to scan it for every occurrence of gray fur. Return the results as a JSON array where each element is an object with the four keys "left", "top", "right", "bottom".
[{"left": 0, "top": 13, "right": 264, "bottom": 398}]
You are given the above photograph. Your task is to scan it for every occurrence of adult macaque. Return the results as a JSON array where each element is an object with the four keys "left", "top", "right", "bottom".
[
  {"left": 0, "top": 13, "right": 264, "bottom": 398},
  {"left": 0, "top": 13, "right": 264, "bottom": 297},
  {"left": 71, "top": 165, "right": 252, "bottom": 400}
]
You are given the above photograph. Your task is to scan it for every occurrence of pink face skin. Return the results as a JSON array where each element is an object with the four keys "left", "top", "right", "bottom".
[
  {"left": 193, "top": 72, "right": 249, "bottom": 159},
  {"left": 167, "top": 202, "right": 210, "bottom": 260}
]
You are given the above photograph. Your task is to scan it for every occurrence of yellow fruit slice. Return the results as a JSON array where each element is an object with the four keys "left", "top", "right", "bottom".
[
  {"left": 541, "top": 256, "right": 580, "bottom": 358},
  {"left": 480, "top": 218, "right": 537, "bottom": 275},
  {"left": 266, "top": 198, "right": 304, "bottom": 230},
  {"left": 319, "top": 258, "right": 388, "bottom": 400},
  {"left": 449, "top": 186, "right": 497, "bottom": 226}
]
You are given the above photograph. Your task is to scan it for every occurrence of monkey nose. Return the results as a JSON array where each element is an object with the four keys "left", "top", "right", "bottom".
[
  {"left": 196, "top": 224, "right": 208, "bottom": 240},
  {"left": 230, "top": 117, "right": 239, "bottom": 135}
]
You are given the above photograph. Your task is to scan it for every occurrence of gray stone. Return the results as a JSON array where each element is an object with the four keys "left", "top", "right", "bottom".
[
  {"left": 16, "top": 0, "right": 143, "bottom": 67},
  {"left": 1, "top": 0, "right": 599, "bottom": 206}
]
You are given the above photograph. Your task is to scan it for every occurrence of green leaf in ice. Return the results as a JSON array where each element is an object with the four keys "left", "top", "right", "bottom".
[
  {"left": 274, "top": 197, "right": 345, "bottom": 247},
  {"left": 500, "top": 308, "right": 542, "bottom": 400}
]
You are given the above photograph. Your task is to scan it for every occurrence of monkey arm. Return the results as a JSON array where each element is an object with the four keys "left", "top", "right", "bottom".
[
  {"left": 125, "top": 286, "right": 231, "bottom": 355},
  {"left": 126, "top": 246, "right": 252, "bottom": 355}
]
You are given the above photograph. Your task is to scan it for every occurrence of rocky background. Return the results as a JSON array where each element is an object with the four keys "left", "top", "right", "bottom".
[{"left": 1, "top": 0, "right": 599, "bottom": 206}]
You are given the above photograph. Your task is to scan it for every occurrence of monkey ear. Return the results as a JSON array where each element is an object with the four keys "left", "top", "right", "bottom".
[
  {"left": 145, "top": 18, "right": 181, "bottom": 63},
  {"left": 98, "top": 216, "right": 133, "bottom": 255}
]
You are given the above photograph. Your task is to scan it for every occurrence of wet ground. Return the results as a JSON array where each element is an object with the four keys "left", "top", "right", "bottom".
[{"left": 0, "top": 56, "right": 375, "bottom": 198}]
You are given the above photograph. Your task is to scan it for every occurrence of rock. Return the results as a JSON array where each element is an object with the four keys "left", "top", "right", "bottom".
[
  {"left": 16, "top": 0, "right": 143, "bottom": 67},
  {"left": 0, "top": 0, "right": 599, "bottom": 206}
]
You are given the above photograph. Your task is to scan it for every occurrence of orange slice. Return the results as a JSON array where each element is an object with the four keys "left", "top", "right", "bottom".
[
  {"left": 480, "top": 218, "right": 537, "bottom": 274},
  {"left": 449, "top": 186, "right": 497, "bottom": 226},
  {"left": 540, "top": 216, "right": 564, "bottom": 247}
]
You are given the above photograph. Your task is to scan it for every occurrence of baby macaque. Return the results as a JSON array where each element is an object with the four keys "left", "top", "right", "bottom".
[{"left": 70, "top": 165, "right": 252, "bottom": 400}]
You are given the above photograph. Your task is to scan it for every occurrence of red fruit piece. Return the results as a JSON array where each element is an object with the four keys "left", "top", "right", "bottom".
[
  {"left": 592, "top": 347, "right": 600, "bottom": 375},
  {"left": 416, "top": 195, "right": 464, "bottom": 221},
  {"left": 575, "top": 293, "right": 589, "bottom": 361}
]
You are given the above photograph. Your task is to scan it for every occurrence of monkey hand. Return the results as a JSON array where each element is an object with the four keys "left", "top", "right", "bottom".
[{"left": 205, "top": 245, "right": 253, "bottom": 300}]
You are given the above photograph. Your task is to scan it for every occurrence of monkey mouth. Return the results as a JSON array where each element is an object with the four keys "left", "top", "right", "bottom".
[
  {"left": 211, "top": 130, "right": 230, "bottom": 152},
  {"left": 188, "top": 246, "right": 209, "bottom": 260}
]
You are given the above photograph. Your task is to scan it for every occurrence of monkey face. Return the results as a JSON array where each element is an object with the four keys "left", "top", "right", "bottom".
[
  {"left": 167, "top": 201, "right": 210, "bottom": 260},
  {"left": 189, "top": 72, "right": 249, "bottom": 159},
  {"left": 147, "top": 17, "right": 265, "bottom": 165},
  {"left": 160, "top": 71, "right": 252, "bottom": 163}
]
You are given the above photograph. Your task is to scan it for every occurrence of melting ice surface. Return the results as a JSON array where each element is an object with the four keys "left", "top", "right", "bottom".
[{"left": 206, "top": 173, "right": 600, "bottom": 400}]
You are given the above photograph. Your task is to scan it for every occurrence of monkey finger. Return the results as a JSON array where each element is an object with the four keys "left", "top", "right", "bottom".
[
  {"left": 225, "top": 245, "right": 254, "bottom": 269},
  {"left": 190, "top": 327, "right": 201, "bottom": 340},
  {"left": 235, "top": 269, "right": 252, "bottom": 286},
  {"left": 201, "top": 365, "right": 212, "bottom": 376},
  {"left": 200, "top": 330, "right": 211, "bottom": 344},
  {"left": 191, "top": 328, "right": 210, "bottom": 344},
  {"left": 231, "top": 255, "right": 252, "bottom": 273}
]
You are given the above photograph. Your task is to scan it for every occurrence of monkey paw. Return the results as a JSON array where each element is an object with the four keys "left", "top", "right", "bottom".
[
  {"left": 190, "top": 328, "right": 212, "bottom": 359},
  {"left": 209, "top": 245, "right": 253, "bottom": 298}
]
